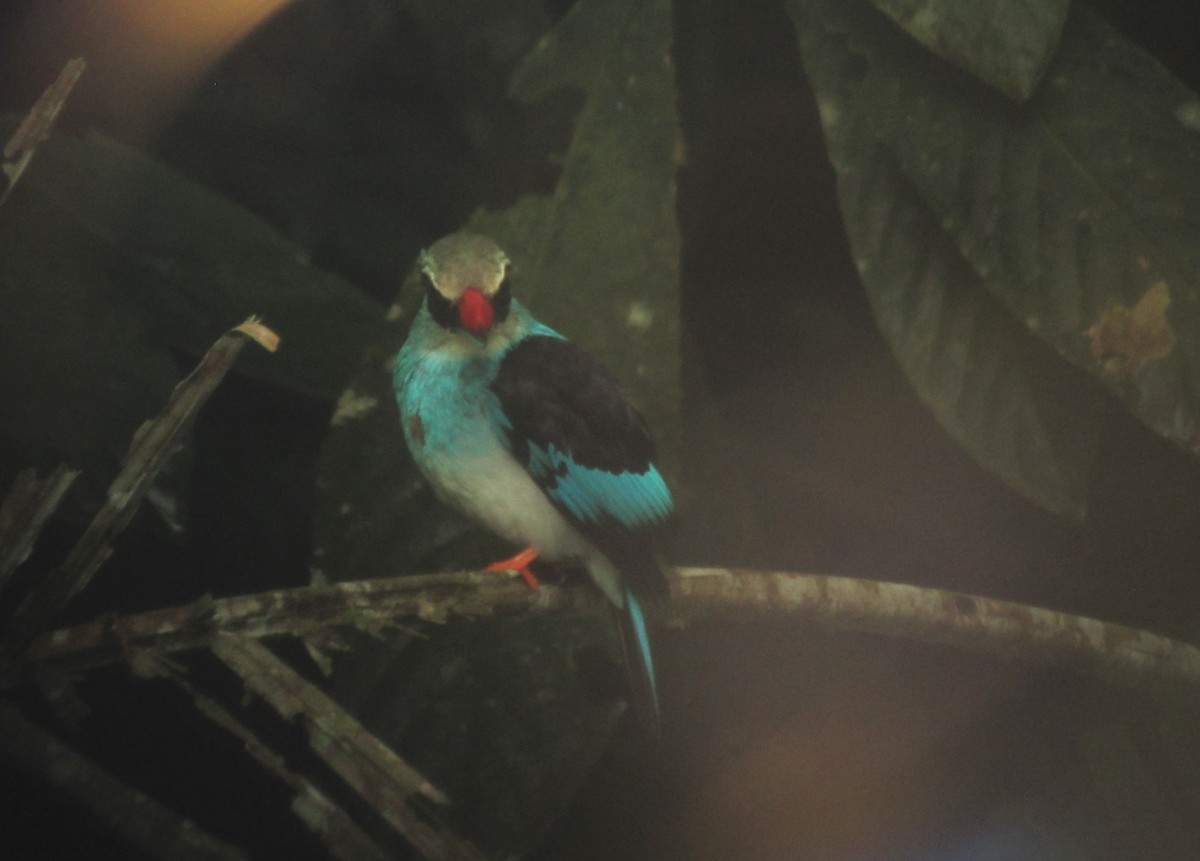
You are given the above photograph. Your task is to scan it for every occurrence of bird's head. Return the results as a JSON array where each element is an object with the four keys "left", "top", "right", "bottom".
[{"left": 419, "top": 233, "right": 512, "bottom": 342}]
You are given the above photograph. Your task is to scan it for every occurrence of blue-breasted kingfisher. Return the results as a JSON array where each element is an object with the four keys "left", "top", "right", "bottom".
[{"left": 393, "top": 232, "right": 672, "bottom": 729}]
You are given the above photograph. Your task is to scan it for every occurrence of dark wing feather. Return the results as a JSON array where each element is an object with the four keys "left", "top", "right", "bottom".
[{"left": 490, "top": 335, "right": 671, "bottom": 597}]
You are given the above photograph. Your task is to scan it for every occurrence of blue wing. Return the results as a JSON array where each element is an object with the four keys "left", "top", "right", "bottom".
[
  {"left": 489, "top": 333, "right": 672, "bottom": 597},
  {"left": 524, "top": 442, "right": 671, "bottom": 528}
]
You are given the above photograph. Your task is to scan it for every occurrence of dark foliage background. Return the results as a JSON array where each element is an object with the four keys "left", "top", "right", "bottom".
[{"left": 4, "top": 0, "right": 1200, "bottom": 859}]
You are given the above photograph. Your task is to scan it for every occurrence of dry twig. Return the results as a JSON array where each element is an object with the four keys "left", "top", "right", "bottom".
[
  {"left": 2, "top": 319, "right": 278, "bottom": 657},
  {"left": 0, "top": 464, "right": 79, "bottom": 595},
  {"left": 1, "top": 57, "right": 86, "bottom": 207},
  {"left": 160, "top": 664, "right": 395, "bottom": 861},
  {"left": 210, "top": 635, "right": 485, "bottom": 861}
]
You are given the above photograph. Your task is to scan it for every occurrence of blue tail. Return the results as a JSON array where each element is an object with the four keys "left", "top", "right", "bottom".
[{"left": 624, "top": 587, "right": 660, "bottom": 722}]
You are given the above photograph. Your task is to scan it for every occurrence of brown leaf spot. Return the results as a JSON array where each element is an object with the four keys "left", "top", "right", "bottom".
[
  {"left": 406, "top": 413, "right": 426, "bottom": 448},
  {"left": 1085, "top": 281, "right": 1176, "bottom": 375}
]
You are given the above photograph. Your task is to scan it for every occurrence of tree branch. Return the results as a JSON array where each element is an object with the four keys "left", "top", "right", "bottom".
[
  {"left": 2, "top": 319, "right": 278, "bottom": 657},
  {"left": 670, "top": 567, "right": 1200, "bottom": 693},
  {"left": 7, "top": 567, "right": 1200, "bottom": 698},
  {"left": 209, "top": 635, "right": 485, "bottom": 861},
  {"left": 1, "top": 57, "right": 86, "bottom": 207},
  {"left": 159, "top": 662, "right": 396, "bottom": 861},
  {"left": 0, "top": 464, "right": 79, "bottom": 595}
]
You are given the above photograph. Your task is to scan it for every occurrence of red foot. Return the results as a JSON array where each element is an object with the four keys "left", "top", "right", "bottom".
[{"left": 485, "top": 546, "right": 540, "bottom": 590}]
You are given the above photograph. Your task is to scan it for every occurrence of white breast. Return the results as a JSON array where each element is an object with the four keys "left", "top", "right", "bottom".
[
  {"left": 395, "top": 314, "right": 626, "bottom": 606},
  {"left": 431, "top": 441, "right": 593, "bottom": 560}
]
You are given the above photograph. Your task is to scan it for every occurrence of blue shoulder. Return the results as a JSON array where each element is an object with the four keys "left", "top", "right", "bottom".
[{"left": 489, "top": 334, "right": 673, "bottom": 531}]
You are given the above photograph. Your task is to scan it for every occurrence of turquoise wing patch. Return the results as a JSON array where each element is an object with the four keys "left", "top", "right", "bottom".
[{"left": 525, "top": 442, "right": 672, "bottom": 529}]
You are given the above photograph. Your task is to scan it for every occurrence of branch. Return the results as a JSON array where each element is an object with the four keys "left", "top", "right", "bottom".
[
  {"left": 209, "top": 635, "right": 485, "bottom": 861},
  {"left": 159, "top": 655, "right": 407, "bottom": 861},
  {"left": 0, "top": 464, "right": 79, "bottom": 595},
  {"left": 1, "top": 57, "right": 86, "bottom": 207},
  {"left": 2, "top": 319, "right": 279, "bottom": 657},
  {"left": 671, "top": 567, "right": 1200, "bottom": 693},
  {"left": 7, "top": 567, "right": 1200, "bottom": 698},
  {"left": 4, "top": 569, "right": 582, "bottom": 685},
  {"left": 0, "top": 701, "right": 248, "bottom": 861}
]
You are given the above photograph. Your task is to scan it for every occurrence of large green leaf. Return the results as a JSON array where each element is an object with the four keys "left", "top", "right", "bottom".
[
  {"left": 0, "top": 188, "right": 181, "bottom": 489},
  {"left": 0, "top": 119, "right": 384, "bottom": 510},
  {"left": 814, "top": 103, "right": 1102, "bottom": 516},
  {"left": 871, "top": 0, "right": 1069, "bottom": 101},
  {"left": 2, "top": 121, "right": 386, "bottom": 402},
  {"left": 473, "top": 0, "right": 683, "bottom": 470},
  {"left": 789, "top": 0, "right": 1200, "bottom": 517},
  {"left": 313, "top": 0, "right": 680, "bottom": 852},
  {"left": 0, "top": 118, "right": 384, "bottom": 515}
]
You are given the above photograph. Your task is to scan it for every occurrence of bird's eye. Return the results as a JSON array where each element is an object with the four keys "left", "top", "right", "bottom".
[
  {"left": 424, "top": 275, "right": 459, "bottom": 330},
  {"left": 493, "top": 278, "right": 513, "bottom": 322}
]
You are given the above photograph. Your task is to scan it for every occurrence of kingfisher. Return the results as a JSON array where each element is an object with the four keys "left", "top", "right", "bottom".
[{"left": 393, "top": 232, "right": 672, "bottom": 727}]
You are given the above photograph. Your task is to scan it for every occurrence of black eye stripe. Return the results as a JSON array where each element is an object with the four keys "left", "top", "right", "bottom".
[
  {"left": 424, "top": 274, "right": 459, "bottom": 329},
  {"left": 493, "top": 279, "right": 512, "bottom": 322},
  {"left": 422, "top": 274, "right": 513, "bottom": 330}
]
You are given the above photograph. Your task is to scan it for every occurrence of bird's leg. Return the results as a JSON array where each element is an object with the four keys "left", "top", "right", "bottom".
[{"left": 485, "top": 546, "right": 540, "bottom": 590}]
